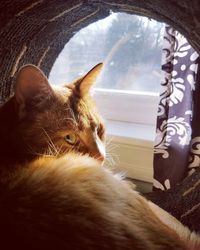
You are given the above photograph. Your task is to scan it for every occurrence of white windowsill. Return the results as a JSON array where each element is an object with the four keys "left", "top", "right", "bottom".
[
  {"left": 106, "top": 120, "right": 155, "bottom": 148},
  {"left": 94, "top": 88, "right": 159, "bottom": 126},
  {"left": 105, "top": 120, "right": 155, "bottom": 186},
  {"left": 94, "top": 89, "right": 157, "bottom": 189}
]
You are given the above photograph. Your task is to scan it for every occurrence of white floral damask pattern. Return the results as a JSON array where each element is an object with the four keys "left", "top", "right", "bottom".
[
  {"left": 153, "top": 25, "right": 200, "bottom": 190},
  {"left": 154, "top": 116, "right": 192, "bottom": 159},
  {"left": 158, "top": 30, "right": 198, "bottom": 115}
]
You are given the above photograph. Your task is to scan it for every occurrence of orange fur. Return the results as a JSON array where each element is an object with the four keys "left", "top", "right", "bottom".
[
  {"left": 1, "top": 154, "right": 200, "bottom": 249},
  {"left": 0, "top": 64, "right": 199, "bottom": 250},
  {"left": 0, "top": 64, "right": 105, "bottom": 167}
]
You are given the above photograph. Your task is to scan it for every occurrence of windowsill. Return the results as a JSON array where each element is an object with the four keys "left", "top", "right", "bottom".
[
  {"left": 94, "top": 89, "right": 159, "bottom": 126},
  {"left": 94, "top": 90, "right": 157, "bottom": 188},
  {"left": 106, "top": 120, "right": 155, "bottom": 148},
  {"left": 104, "top": 119, "right": 155, "bottom": 186}
]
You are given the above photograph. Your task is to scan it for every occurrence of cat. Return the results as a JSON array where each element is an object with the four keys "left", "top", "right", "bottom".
[
  {"left": 0, "top": 64, "right": 199, "bottom": 250},
  {"left": 0, "top": 63, "right": 106, "bottom": 168}
]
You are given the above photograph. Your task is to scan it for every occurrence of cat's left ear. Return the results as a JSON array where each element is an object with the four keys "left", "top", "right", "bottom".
[
  {"left": 14, "top": 64, "right": 54, "bottom": 119},
  {"left": 73, "top": 63, "right": 103, "bottom": 97}
]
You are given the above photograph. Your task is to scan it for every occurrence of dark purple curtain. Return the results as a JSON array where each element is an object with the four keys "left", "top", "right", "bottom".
[{"left": 153, "top": 25, "right": 200, "bottom": 190}]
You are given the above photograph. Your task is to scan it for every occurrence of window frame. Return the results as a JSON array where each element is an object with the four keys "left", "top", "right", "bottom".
[
  {"left": 93, "top": 88, "right": 159, "bottom": 126},
  {"left": 93, "top": 88, "right": 159, "bottom": 187}
]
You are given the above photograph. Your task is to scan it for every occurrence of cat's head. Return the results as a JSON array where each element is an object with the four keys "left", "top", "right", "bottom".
[{"left": 12, "top": 63, "right": 105, "bottom": 163}]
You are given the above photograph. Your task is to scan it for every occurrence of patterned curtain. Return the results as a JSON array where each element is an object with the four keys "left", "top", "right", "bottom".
[{"left": 153, "top": 25, "right": 200, "bottom": 190}]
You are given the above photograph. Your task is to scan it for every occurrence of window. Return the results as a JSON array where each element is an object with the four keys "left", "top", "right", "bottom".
[
  {"left": 49, "top": 12, "right": 164, "bottom": 125},
  {"left": 49, "top": 13, "right": 165, "bottom": 187}
]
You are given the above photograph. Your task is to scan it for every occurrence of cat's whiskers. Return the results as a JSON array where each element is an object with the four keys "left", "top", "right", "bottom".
[
  {"left": 42, "top": 128, "right": 59, "bottom": 156},
  {"left": 104, "top": 140, "right": 120, "bottom": 169},
  {"left": 106, "top": 152, "right": 120, "bottom": 168},
  {"left": 106, "top": 137, "right": 119, "bottom": 153},
  {"left": 26, "top": 144, "right": 54, "bottom": 158},
  {"left": 26, "top": 145, "right": 38, "bottom": 157},
  {"left": 46, "top": 145, "right": 55, "bottom": 157},
  {"left": 56, "top": 143, "right": 65, "bottom": 157},
  {"left": 105, "top": 155, "right": 115, "bottom": 168},
  {"left": 47, "top": 141, "right": 62, "bottom": 157},
  {"left": 106, "top": 136, "right": 113, "bottom": 147},
  {"left": 106, "top": 138, "right": 119, "bottom": 152}
]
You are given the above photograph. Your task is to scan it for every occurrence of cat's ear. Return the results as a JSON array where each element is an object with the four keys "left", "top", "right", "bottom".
[
  {"left": 73, "top": 63, "right": 103, "bottom": 97},
  {"left": 14, "top": 64, "right": 54, "bottom": 119}
]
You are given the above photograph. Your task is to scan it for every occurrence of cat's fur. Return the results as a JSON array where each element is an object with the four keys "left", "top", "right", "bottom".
[
  {"left": 0, "top": 64, "right": 199, "bottom": 250},
  {"left": 0, "top": 63, "right": 105, "bottom": 167}
]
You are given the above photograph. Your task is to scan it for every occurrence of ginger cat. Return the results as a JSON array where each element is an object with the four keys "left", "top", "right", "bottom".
[
  {"left": 0, "top": 64, "right": 199, "bottom": 250},
  {"left": 0, "top": 63, "right": 105, "bottom": 167}
]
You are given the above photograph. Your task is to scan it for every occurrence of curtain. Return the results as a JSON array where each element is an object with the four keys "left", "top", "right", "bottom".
[{"left": 153, "top": 25, "right": 200, "bottom": 190}]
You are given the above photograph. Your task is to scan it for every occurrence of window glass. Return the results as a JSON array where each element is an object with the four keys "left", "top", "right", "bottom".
[{"left": 49, "top": 13, "right": 165, "bottom": 93}]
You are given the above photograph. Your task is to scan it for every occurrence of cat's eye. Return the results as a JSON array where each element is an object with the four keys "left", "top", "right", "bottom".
[{"left": 64, "top": 134, "right": 77, "bottom": 145}]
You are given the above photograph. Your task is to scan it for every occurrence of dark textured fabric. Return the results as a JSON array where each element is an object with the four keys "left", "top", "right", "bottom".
[
  {"left": 1, "top": 0, "right": 200, "bottom": 233},
  {"left": 145, "top": 166, "right": 200, "bottom": 233},
  {"left": 153, "top": 26, "right": 200, "bottom": 190},
  {"left": 1, "top": 1, "right": 200, "bottom": 104},
  {"left": 147, "top": 26, "right": 200, "bottom": 232}
]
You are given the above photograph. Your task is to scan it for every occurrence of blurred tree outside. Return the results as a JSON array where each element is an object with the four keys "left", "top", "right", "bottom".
[{"left": 49, "top": 13, "right": 164, "bottom": 93}]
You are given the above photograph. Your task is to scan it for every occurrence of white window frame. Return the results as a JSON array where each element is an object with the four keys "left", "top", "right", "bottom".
[
  {"left": 93, "top": 88, "right": 159, "bottom": 189},
  {"left": 93, "top": 88, "right": 159, "bottom": 126}
]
